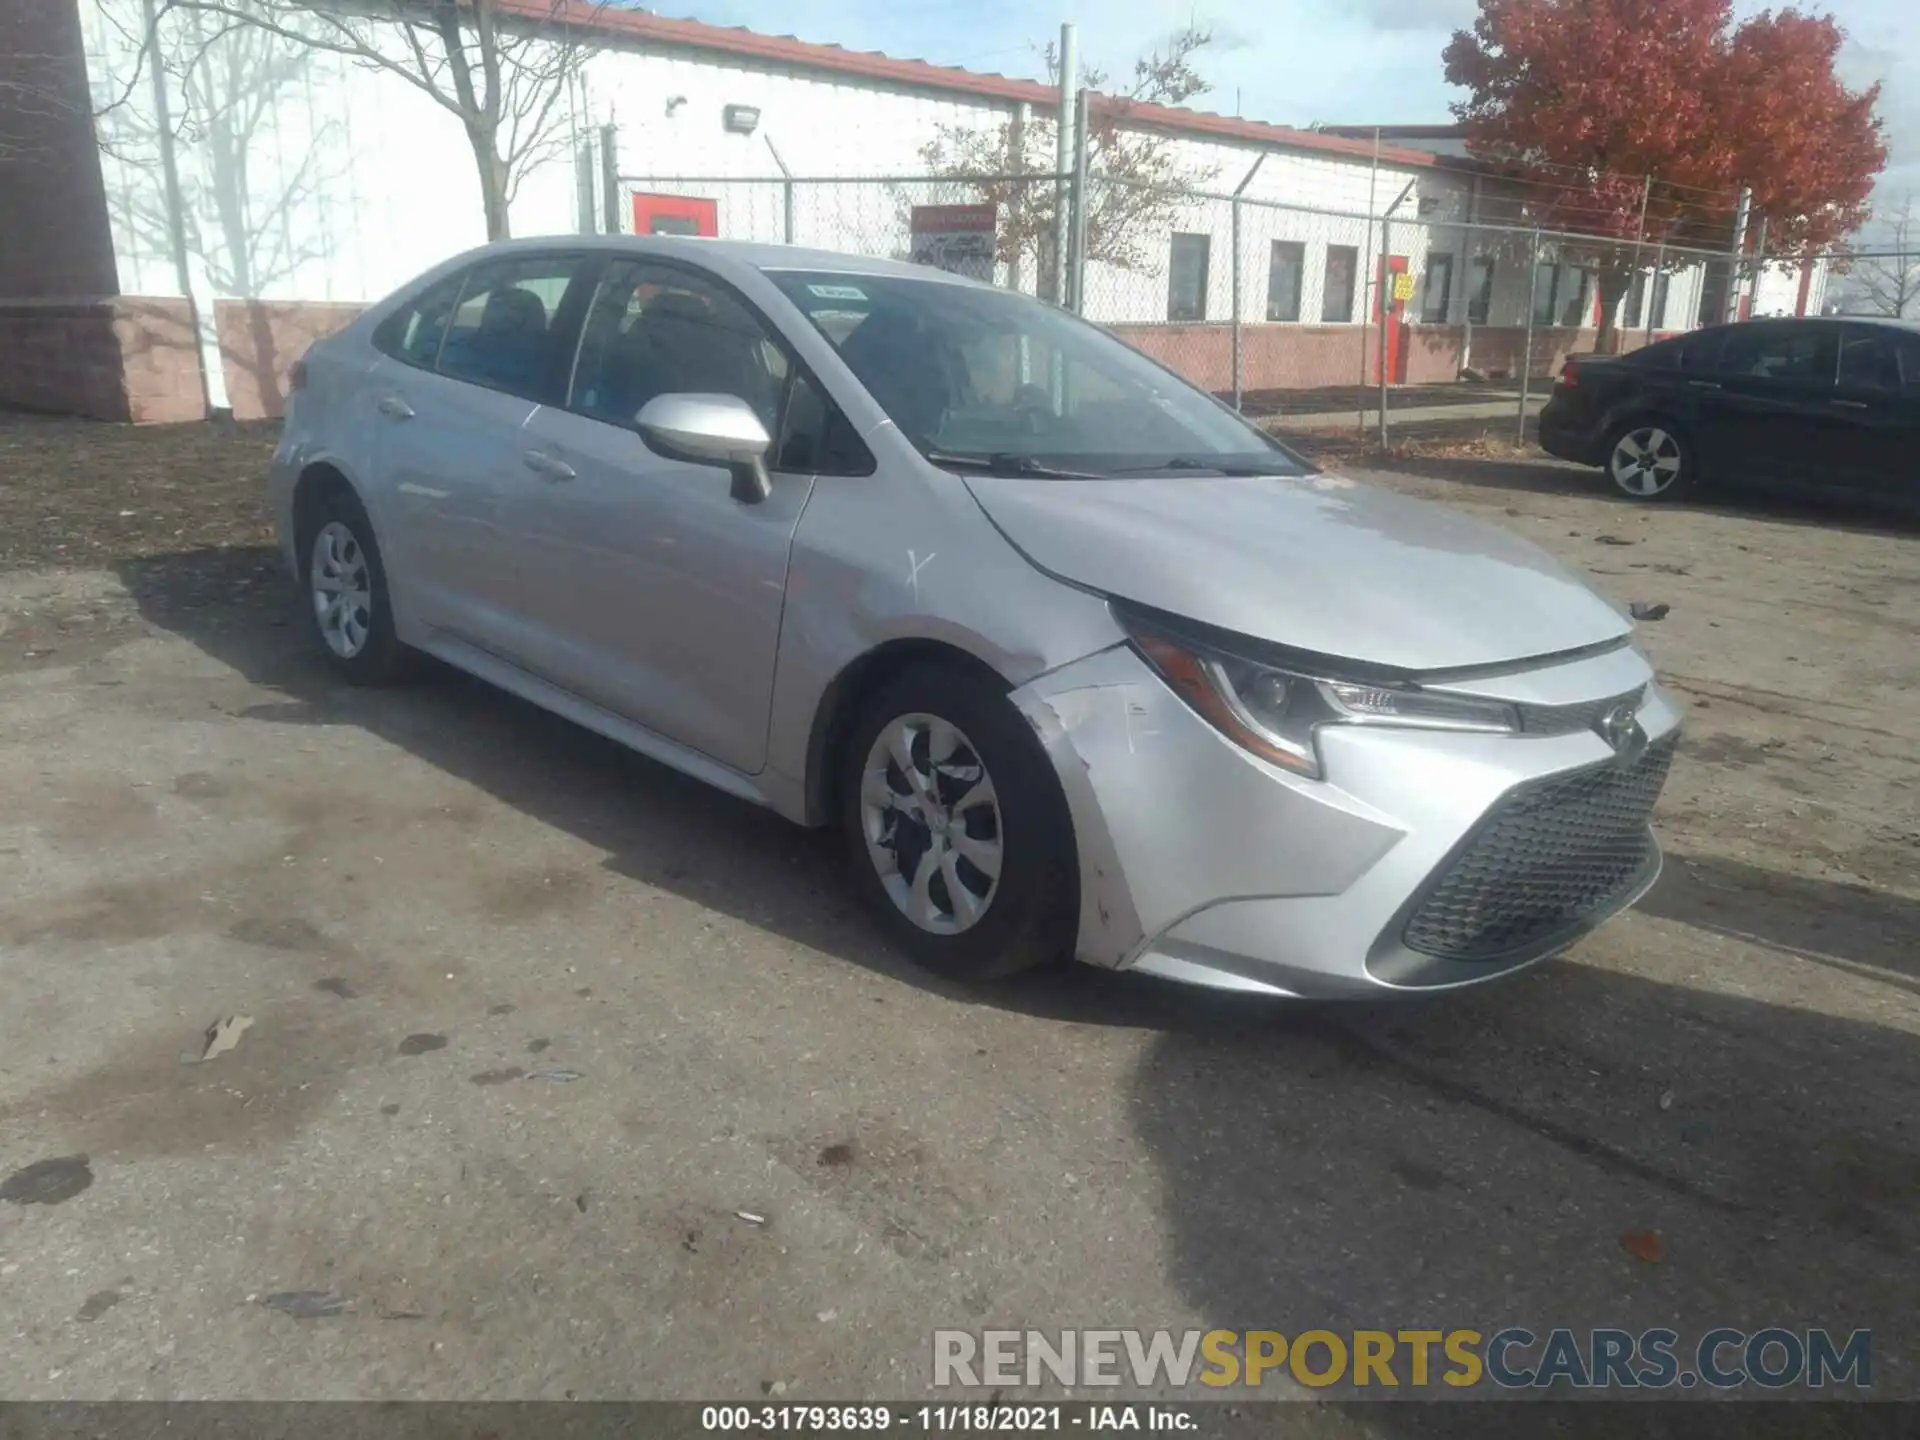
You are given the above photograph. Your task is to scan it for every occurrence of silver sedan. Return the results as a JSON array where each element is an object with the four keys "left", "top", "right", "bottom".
[{"left": 270, "top": 237, "right": 1681, "bottom": 996}]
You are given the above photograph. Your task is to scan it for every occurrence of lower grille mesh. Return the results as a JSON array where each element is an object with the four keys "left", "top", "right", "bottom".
[{"left": 1403, "top": 737, "right": 1677, "bottom": 962}]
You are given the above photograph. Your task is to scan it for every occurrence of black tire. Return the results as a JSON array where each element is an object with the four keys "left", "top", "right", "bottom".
[
  {"left": 838, "top": 664, "right": 1077, "bottom": 982},
  {"left": 295, "top": 485, "right": 414, "bottom": 685},
  {"left": 1601, "top": 417, "right": 1695, "bottom": 501}
]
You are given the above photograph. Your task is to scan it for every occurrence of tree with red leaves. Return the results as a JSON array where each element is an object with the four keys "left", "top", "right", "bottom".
[{"left": 1444, "top": 0, "right": 1885, "bottom": 348}]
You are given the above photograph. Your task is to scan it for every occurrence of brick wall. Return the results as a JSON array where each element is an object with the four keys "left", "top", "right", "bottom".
[
  {"left": 1112, "top": 321, "right": 1688, "bottom": 394},
  {"left": 0, "top": 297, "right": 374, "bottom": 424},
  {"left": 1112, "top": 323, "right": 1387, "bottom": 391},
  {"left": 0, "top": 298, "right": 200, "bottom": 422},
  {"left": 116, "top": 298, "right": 210, "bottom": 423},
  {"left": 214, "top": 300, "right": 369, "bottom": 420}
]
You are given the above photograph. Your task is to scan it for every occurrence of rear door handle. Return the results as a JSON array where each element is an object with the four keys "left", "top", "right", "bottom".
[
  {"left": 1832, "top": 399, "right": 1870, "bottom": 410},
  {"left": 523, "top": 449, "right": 576, "bottom": 482},
  {"left": 376, "top": 394, "right": 416, "bottom": 419},
  {"left": 1686, "top": 379, "right": 1722, "bottom": 391}
]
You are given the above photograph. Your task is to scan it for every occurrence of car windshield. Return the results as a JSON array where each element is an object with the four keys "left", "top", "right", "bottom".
[{"left": 768, "top": 270, "right": 1306, "bottom": 478}]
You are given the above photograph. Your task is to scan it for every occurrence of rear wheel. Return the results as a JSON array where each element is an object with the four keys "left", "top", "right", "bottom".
[
  {"left": 1604, "top": 420, "right": 1692, "bottom": 500},
  {"left": 839, "top": 665, "right": 1076, "bottom": 982},
  {"left": 297, "top": 487, "right": 413, "bottom": 685}
]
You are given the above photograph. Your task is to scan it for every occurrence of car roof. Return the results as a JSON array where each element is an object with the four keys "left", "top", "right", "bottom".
[
  {"left": 458, "top": 234, "right": 982, "bottom": 287},
  {"left": 1684, "top": 315, "right": 1920, "bottom": 334},
  {"left": 1639, "top": 315, "right": 1920, "bottom": 352},
  {"left": 1820, "top": 313, "right": 1920, "bottom": 333}
]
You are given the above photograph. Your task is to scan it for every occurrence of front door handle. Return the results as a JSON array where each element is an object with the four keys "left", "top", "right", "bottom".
[
  {"left": 523, "top": 449, "right": 576, "bottom": 482},
  {"left": 1832, "top": 399, "right": 1870, "bottom": 410},
  {"left": 1686, "top": 379, "right": 1722, "bottom": 391},
  {"left": 376, "top": 394, "right": 416, "bottom": 419}
]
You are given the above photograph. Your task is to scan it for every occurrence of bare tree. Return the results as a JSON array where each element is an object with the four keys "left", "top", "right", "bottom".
[
  {"left": 1844, "top": 193, "right": 1920, "bottom": 318},
  {"left": 96, "top": 2, "right": 342, "bottom": 296},
  {"left": 0, "top": 6, "right": 151, "bottom": 164},
  {"left": 166, "top": 0, "right": 604, "bottom": 239},
  {"left": 920, "top": 28, "right": 1219, "bottom": 285}
]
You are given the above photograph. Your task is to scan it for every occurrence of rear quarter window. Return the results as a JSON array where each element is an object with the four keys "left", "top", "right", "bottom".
[
  {"left": 1671, "top": 331, "right": 1724, "bottom": 372},
  {"left": 1629, "top": 334, "right": 1692, "bottom": 371},
  {"left": 373, "top": 272, "right": 467, "bottom": 369}
]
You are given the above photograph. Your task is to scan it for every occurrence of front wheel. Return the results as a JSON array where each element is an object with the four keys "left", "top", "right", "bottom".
[
  {"left": 1604, "top": 420, "right": 1693, "bottom": 500},
  {"left": 839, "top": 665, "right": 1077, "bottom": 982}
]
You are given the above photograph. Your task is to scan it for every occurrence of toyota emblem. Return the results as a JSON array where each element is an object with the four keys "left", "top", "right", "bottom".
[{"left": 1595, "top": 700, "right": 1649, "bottom": 766}]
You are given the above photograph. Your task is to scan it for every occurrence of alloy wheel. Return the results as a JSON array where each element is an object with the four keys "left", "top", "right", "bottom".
[
  {"left": 1608, "top": 426, "right": 1683, "bottom": 497},
  {"left": 859, "top": 713, "right": 1004, "bottom": 935},
  {"left": 310, "top": 520, "right": 373, "bottom": 659}
]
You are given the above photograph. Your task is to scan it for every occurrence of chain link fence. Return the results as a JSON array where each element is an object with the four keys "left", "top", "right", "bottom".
[
  {"left": 615, "top": 164, "right": 1852, "bottom": 452},
  {"left": 618, "top": 173, "right": 1066, "bottom": 297}
]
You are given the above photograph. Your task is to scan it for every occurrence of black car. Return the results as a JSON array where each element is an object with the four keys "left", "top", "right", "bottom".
[{"left": 1537, "top": 316, "right": 1920, "bottom": 509}]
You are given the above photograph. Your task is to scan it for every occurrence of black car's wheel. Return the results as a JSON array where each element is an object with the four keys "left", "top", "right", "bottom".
[
  {"left": 839, "top": 664, "right": 1077, "bottom": 982},
  {"left": 1604, "top": 420, "right": 1693, "bottom": 500},
  {"left": 297, "top": 486, "right": 414, "bottom": 685}
]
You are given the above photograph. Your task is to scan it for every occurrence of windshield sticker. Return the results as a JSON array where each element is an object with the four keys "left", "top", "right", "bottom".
[{"left": 807, "top": 283, "right": 868, "bottom": 301}]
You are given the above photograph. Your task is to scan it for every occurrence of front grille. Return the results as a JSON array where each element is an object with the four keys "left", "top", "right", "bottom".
[
  {"left": 1403, "top": 736, "right": 1677, "bottom": 962},
  {"left": 1514, "top": 686, "right": 1646, "bottom": 737}
]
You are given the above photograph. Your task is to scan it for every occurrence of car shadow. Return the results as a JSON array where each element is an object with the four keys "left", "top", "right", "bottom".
[
  {"left": 1126, "top": 947, "right": 1920, "bottom": 1429},
  {"left": 113, "top": 545, "right": 1248, "bottom": 1026},
  {"left": 118, "top": 547, "right": 1920, "bottom": 1426},
  {"left": 1642, "top": 852, "right": 1920, "bottom": 993}
]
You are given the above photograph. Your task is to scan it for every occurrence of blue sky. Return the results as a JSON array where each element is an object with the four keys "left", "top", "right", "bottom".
[{"left": 674, "top": 0, "right": 1916, "bottom": 236}]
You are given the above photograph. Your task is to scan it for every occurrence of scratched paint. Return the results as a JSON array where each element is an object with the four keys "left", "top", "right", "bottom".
[{"left": 905, "top": 549, "right": 936, "bottom": 603}]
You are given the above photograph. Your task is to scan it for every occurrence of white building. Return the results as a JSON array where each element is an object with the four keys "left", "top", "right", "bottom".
[{"left": 1, "top": 0, "right": 1774, "bottom": 421}]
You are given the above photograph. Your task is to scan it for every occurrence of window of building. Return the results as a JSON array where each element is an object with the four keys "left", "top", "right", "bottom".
[
  {"left": 1421, "top": 254, "right": 1454, "bottom": 324},
  {"left": 1716, "top": 324, "right": 1837, "bottom": 384},
  {"left": 1322, "top": 245, "right": 1358, "bottom": 323},
  {"left": 1696, "top": 266, "right": 1731, "bottom": 328},
  {"left": 1649, "top": 270, "right": 1672, "bottom": 331},
  {"left": 1531, "top": 262, "right": 1594, "bottom": 328},
  {"left": 1267, "top": 240, "right": 1304, "bottom": 322},
  {"left": 1466, "top": 257, "right": 1495, "bottom": 325},
  {"left": 1531, "top": 261, "right": 1557, "bottom": 326},
  {"left": 1623, "top": 271, "right": 1646, "bottom": 331},
  {"left": 1168, "top": 233, "right": 1210, "bottom": 322},
  {"left": 1557, "top": 266, "right": 1592, "bottom": 327},
  {"left": 433, "top": 255, "right": 589, "bottom": 401}
]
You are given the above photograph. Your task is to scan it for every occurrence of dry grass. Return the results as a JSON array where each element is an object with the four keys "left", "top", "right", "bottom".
[{"left": 0, "top": 413, "right": 279, "bottom": 573}]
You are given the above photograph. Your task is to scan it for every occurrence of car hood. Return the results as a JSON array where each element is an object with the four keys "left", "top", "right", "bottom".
[{"left": 964, "top": 471, "right": 1631, "bottom": 673}]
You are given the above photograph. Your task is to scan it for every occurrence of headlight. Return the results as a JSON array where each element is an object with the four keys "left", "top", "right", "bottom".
[{"left": 1129, "top": 625, "right": 1517, "bottom": 779}]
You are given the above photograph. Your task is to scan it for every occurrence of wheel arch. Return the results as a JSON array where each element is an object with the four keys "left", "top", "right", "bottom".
[
  {"left": 289, "top": 457, "right": 419, "bottom": 644},
  {"left": 291, "top": 459, "right": 374, "bottom": 551},
  {"left": 801, "top": 637, "right": 1016, "bottom": 829},
  {"left": 1602, "top": 408, "right": 1695, "bottom": 452}
]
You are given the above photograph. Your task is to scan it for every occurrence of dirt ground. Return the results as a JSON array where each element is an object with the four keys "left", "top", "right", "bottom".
[{"left": 0, "top": 413, "right": 1916, "bottom": 1428}]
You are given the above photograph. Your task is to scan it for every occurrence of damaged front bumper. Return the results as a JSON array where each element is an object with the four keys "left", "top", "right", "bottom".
[{"left": 1009, "top": 643, "right": 1681, "bottom": 998}]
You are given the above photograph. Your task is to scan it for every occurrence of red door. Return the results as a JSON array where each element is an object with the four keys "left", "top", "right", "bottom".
[
  {"left": 1376, "top": 254, "right": 1411, "bottom": 384},
  {"left": 632, "top": 193, "right": 718, "bottom": 237}
]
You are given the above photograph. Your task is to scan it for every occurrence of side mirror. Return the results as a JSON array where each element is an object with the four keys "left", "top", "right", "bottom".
[{"left": 636, "top": 393, "right": 774, "bottom": 504}]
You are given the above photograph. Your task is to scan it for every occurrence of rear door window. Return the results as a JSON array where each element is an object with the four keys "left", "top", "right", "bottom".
[
  {"left": 1635, "top": 332, "right": 1708, "bottom": 371},
  {"left": 433, "top": 255, "right": 592, "bottom": 403},
  {"left": 1838, "top": 328, "right": 1920, "bottom": 392},
  {"left": 1715, "top": 324, "right": 1838, "bottom": 385}
]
